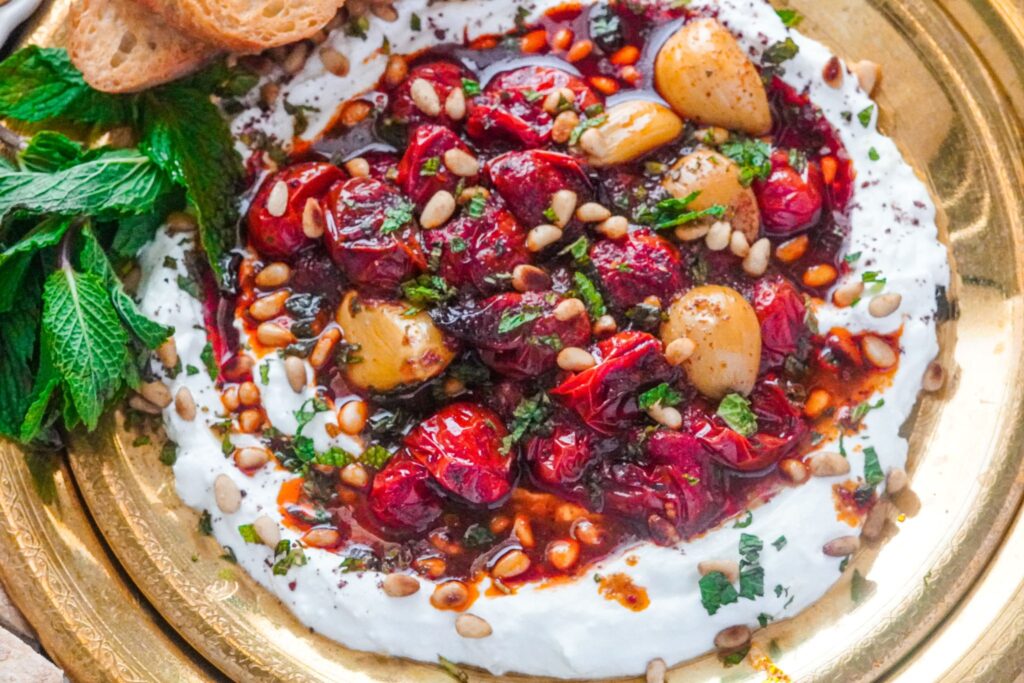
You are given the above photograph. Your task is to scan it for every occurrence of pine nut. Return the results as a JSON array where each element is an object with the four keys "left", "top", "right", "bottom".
[
  {"left": 129, "top": 395, "right": 162, "bottom": 415},
  {"left": 340, "top": 463, "right": 369, "bottom": 488},
  {"left": 697, "top": 559, "right": 739, "bottom": 584},
  {"left": 922, "top": 361, "right": 944, "bottom": 392},
  {"left": 643, "top": 295, "right": 662, "bottom": 309},
  {"left": 804, "top": 388, "right": 831, "bottom": 418},
  {"left": 862, "top": 335, "right": 897, "bottom": 368},
  {"left": 823, "top": 535, "right": 860, "bottom": 557},
  {"left": 140, "top": 381, "right": 173, "bottom": 408},
  {"left": 593, "top": 314, "right": 617, "bottom": 335},
  {"left": 647, "top": 404, "right": 682, "bottom": 430},
  {"left": 803, "top": 264, "right": 838, "bottom": 288},
  {"left": 646, "top": 658, "right": 667, "bottom": 683},
  {"left": 513, "top": 515, "right": 535, "bottom": 548},
  {"left": 166, "top": 211, "right": 197, "bottom": 233},
  {"left": 550, "top": 189, "right": 578, "bottom": 228},
  {"left": 410, "top": 78, "right": 441, "bottom": 116},
  {"left": 420, "top": 190, "right": 456, "bottom": 229},
  {"left": 338, "top": 400, "right": 368, "bottom": 434},
  {"left": 714, "top": 625, "right": 751, "bottom": 651},
  {"left": 303, "top": 527, "right": 342, "bottom": 548},
  {"left": 778, "top": 458, "right": 808, "bottom": 483},
  {"left": 284, "top": 356, "right": 307, "bottom": 392},
  {"left": 260, "top": 82, "right": 280, "bottom": 108},
  {"left": 557, "top": 347, "right": 596, "bottom": 372},
  {"left": 319, "top": 46, "right": 350, "bottom": 76},
  {"left": 730, "top": 230, "right": 750, "bottom": 258},
  {"left": 455, "top": 614, "right": 492, "bottom": 639},
  {"left": 255, "top": 262, "right": 291, "bottom": 288},
  {"left": 457, "top": 186, "right": 490, "bottom": 205},
  {"left": 222, "top": 386, "right": 240, "bottom": 413},
  {"left": 237, "top": 381, "right": 261, "bottom": 407},
  {"left": 344, "top": 157, "right": 370, "bottom": 177},
  {"left": 339, "top": 100, "right": 373, "bottom": 127},
  {"left": 384, "top": 55, "right": 408, "bottom": 87},
  {"left": 511, "top": 264, "right": 551, "bottom": 293},
  {"left": 266, "top": 180, "right": 288, "bottom": 217},
  {"left": 554, "top": 298, "right": 585, "bottom": 321},
  {"left": 552, "top": 111, "right": 580, "bottom": 144},
  {"left": 665, "top": 337, "right": 695, "bottom": 365},
  {"left": 214, "top": 474, "right": 241, "bottom": 513},
  {"left": 808, "top": 451, "right": 850, "bottom": 477},
  {"left": 775, "top": 234, "right": 809, "bottom": 262},
  {"left": 444, "top": 88, "right": 466, "bottom": 120},
  {"left": 527, "top": 224, "right": 563, "bottom": 252},
  {"left": 256, "top": 322, "right": 295, "bottom": 347},
  {"left": 705, "top": 221, "right": 731, "bottom": 251},
  {"left": 382, "top": 573, "right": 420, "bottom": 597},
  {"left": 578, "top": 128, "right": 605, "bottom": 157},
  {"left": 431, "top": 581, "right": 470, "bottom": 610},
  {"left": 234, "top": 446, "right": 270, "bottom": 470},
  {"left": 253, "top": 515, "right": 280, "bottom": 547},
  {"left": 861, "top": 500, "right": 888, "bottom": 541},
  {"left": 371, "top": 2, "right": 398, "bottom": 22},
  {"left": 238, "top": 409, "right": 262, "bottom": 433},
  {"left": 157, "top": 338, "right": 178, "bottom": 369},
  {"left": 575, "top": 202, "right": 611, "bottom": 223},
  {"left": 282, "top": 43, "right": 310, "bottom": 75},
  {"left": 542, "top": 87, "right": 574, "bottom": 114},
  {"left": 833, "top": 279, "right": 864, "bottom": 307},
  {"left": 310, "top": 328, "right": 341, "bottom": 368},
  {"left": 443, "top": 377, "right": 466, "bottom": 396},
  {"left": 415, "top": 557, "right": 447, "bottom": 578},
  {"left": 570, "top": 518, "right": 602, "bottom": 546},
  {"left": 491, "top": 549, "right": 531, "bottom": 578},
  {"left": 868, "top": 293, "right": 901, "bottom": 318},
  {"left": 850, "top": 59, "right": 881, "bottom": 96},
  {"left": 596, "top": 215, "right": 629, "bottom": 239},
  {"left": 676, "top": 223, "right": 710, "bottom": 242},
  {"left": 886, "top": 467, "right": 908, "bottom": 494},
  {"left": 442, "top": 148, "right": 478, "bottom": 177},
  {"left": 249, "top": 290, "right": 290, "bottom": 321},
  {"left": 175, "top": 387, "right": 196, "bottom": 421},
  {"left": 302, "top": 198, "right": 325, "bottom": 238},
  {"left": 545, "top": 539, "right": 580, "bottom": 571},
  {"left": 742, "top": 237, "right": 771, "bottom": 276}
]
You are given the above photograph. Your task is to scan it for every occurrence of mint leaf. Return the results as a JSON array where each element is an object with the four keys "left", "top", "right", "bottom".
[
  {"left": 238, "top": 524, "right": 260, "bottom": 543},
  {"left": 360, "top": 445, "right": 392, "bottom": 469},
  {"left": 638, "top": 383, "right": 682, "bottom": 410},
  {"left": 717, "top": 393, "right": 758, "bottom": 437},
  {"left": 775, "top": 8, "right": 803, "bottom": 27},
  {"left": 498, "top": 306, "right": 543, "bottom": 334},
  {"left": 572, "top": 271, "right": 606, "bottom": 318},
  {"left": 720, "top": 138, "right": 773, "bottom": 186},
  {"left": 738, "top": 533, "right": 764, "bottom": 599},
  {"left": 0, "top": 301, "right": 38, "bottom": 438},
  {"left": 19, "top": 131, "right": 85, "bottom": 172},
  {"left": 863, "top": 446, "right": 884, "bottom": 488},
  {"left": 699, "top": 570, "right": 739, "bottom": 615}
]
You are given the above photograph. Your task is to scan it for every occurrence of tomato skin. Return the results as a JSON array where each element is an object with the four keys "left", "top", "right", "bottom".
[
  {"left": 389, "top": 61, "right": 469, "bottom": 128},
  {"left": 525, "top": 412, "right": 599, "bottom": 495},
  {"left": 367, "top": 455, "right": 444, "bottom": 534},
  {"left": 754, "top": 151, "right": 825, "bottom": 236},
  {"left": 247, "top": 162, "right": 346, "bottom": 259},
  {"left": 403, "top": 402, "right": 514, "bottom": 506},
  {"left": 753, "top": 276, "right": 807, "bottom": 369},
  {"left": 589, "top": 229, "right": 686, "bottom": 313},
  {"left": 487, "top": 150, "right": 593, "bottom": 231},
  {"left": 396, "top": 124, "right": 479, "bottom": 208}
]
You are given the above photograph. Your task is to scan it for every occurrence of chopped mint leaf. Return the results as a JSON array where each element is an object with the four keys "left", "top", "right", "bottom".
[
  {"left": 844, "top": 251, "right": 862, "bottom": 264},
  {"left": 763, "top": 37, "right": 800, "bottom": 65},
  {"left": 717, "top": 393, "right": 758, "bottom": 437},
  {"left": 360, "top": 445, "right": 392, "bottom": 469},
  {"left": 857, "top": 105, "right": 874, "bottom": 127},
  {"left": 775, "top": 8, "right": 803, "bottom": 27},
  {"left": 200, "top": 342, "right": 218, "bottom": 380},
  {"left": 409, "top": 12, "right": 422, "bottom": 31},
  {"left": 198, "top": 510, "right": 213, "bottom": 536},
  {"left": 380, "top": 199, "right": 414, "bottom": 235},
  {"left": 868, "top": 147, "right": 880, "bottom": 161},
  {"left": 638, "top": 383, "right": 682, "bottom": 410},
  {"left": 272, "top": 540, "right": 307, "bottom": 576},
  {"left": 573, "top": 272, "right": 606, "bottom": 318},
  {"left": 863, "top": 446, "right": 884, "bottom": 488},
  {"left": 498, "top": 306, "right": 543, "bottom": 334},
  {"left": 699, "top": 570, "right": 739, "bottom": 615},
  {"left": 466, "top": 193, "right": 487, "bottom": 218},
  {"left": 419, "top": 156, "right": 441, "bottom": 176},
  {"left": 772, "top": 535, "right": 787, "bottom": 551},
  {"left": 568, "top": 114, "right": 606, "bottom": 146},
  {"left": 461, "top": 78, "right": 481, "bottom": 96},
  {"left": 238, "top": 523, "right": 260, "bottom": 544},
  {"left": 501, "top": 393, "right": 551, "bottom": 454},
  {"left": 720, "top": 138, "right": 773, "bottom": 186},
  {"left": 259, "top": 363, "right": 270, "bottom": 385},
  {"left": 733, "top": 510, "right": 753, "bottom": 528},
  {"left": 739, "top": 533, "right": 764, "bottom": 600},
  {"left": 851, "top": 398, "right": 884, "bottom": 424}
]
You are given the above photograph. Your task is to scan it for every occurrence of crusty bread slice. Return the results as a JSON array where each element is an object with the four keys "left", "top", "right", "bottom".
[
  {"left": 136, "top": 0, "right": 345, "bottom": 52},
  {"left": 69, "top": 0, "right": 218, "bottom": 93}
]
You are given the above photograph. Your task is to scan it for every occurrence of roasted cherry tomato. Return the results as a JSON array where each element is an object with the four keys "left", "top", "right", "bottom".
[
  {"left": 753, "top": 276, "right": 807, "bottom": 369},
  {"left": 367, "top": 455, "right": 444, "bottom": 535},
  {"left": 590, "top": 229, "right": 686, "bottom": 313},
  {"left": 389, "top": 60, "right": 469, "bottom": 128},
  {"left": 487, "top": 150, "right": 593, "bottom": 230},
  {"left": 403, "top": 402, "right": 514, "bottom": 506},
  {"left": 754, "top": 151, "right": 825, "bottom": 236},
  {"left": 247, "top": 162, "right": 346, "bottom": 259},
  {"left": 396, "top": 124, "right": 479, "bottom": 208},
  {"left": 525, "top": 411, "right": 600, "bottom": 498}
]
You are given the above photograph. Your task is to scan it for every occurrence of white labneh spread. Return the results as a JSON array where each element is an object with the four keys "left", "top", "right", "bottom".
[{"left": 138, "top": 0, "right": 949, "bottom": 677}]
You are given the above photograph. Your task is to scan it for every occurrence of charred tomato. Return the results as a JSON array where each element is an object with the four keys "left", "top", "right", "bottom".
[
  {"left": 247, "top": 162, "right": 346, "bottom": 259},
  {"left": 589, "top": 229, "right": 686, "bottom": 312},
  {"left": 754, "top": 276, "right": 808, "bottom": 369},
  {"left": 367, "top": 455, "right": 444, "bottom": 535},
  {"left": 396, "top": 124, "right": 479, "bottom": 208},
  {"left": 487, "top": 150, "right": 593, "bottom": 230},
  {"left": 754, "top": 150, "right": 825, "bottom": 236},
  {"left": 389, "top": 60, "right": 469, "bottom": 128}
]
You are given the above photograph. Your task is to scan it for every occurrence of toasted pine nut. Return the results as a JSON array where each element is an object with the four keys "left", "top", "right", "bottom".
[
  {"left": 442, "top": 148, "right": 478, "bottom": 177},
  {"left": 554, "top": 298, "right": 586, "bottom": 321},
  {"left": 694, "top": 126, "right": 730, "bottom": 145},
  {"left": 576, "top": 202, "right": 611, "bottom": 223},
  {"left": 550, "top": 189, "right": 578, "bottom": 228},
  {"left": 775, "top": 234, "right": 809, "bottom": 262},
  {"left": 282, "top": 43, "right": 309, "bottom": 75},
  {"left": 861, "top": 500, "right": 889, "bottom": 541},
  {"left": 140, "top": 381, "right": 173, "bottom": 408},
  {"left": 338, "top": 400, "right": 368, "bottom": 435},
  {"left": 238, "top": 409, "right": 262, "bottom": 433},
  {"left": 665, "top": 337, "right": 695, "bottom": 365},
  {"left": 833, "top": 279, "right": 864, "bottom": 307},
  {"left": 527, "top": 224, "right": 563, "bottom": 252},
  {"left": 557, "top": 347, "right": 596, "bottom": 372},
  {"left": 249, "top": 290, "right": 290, "bottom": 321},
  {"left": 862, "top": 335, "right": 897, "bottom": 368},
  {"left": 382, "top": 573, "right": 420, "bottom": 597},
  {"left": 491, "top": 549, "right": 531, "bottom": 579},
  {"left": 410, "top": 78, "right": 441, "bottom": 116},
  {"left": 808, "top": 451, "right": 850, "bottom": 477},
  {"left": 546, "top": 539, "right": 580, "bottom": 571},
  {"left": 730, "top": 230, "right": 750, "bottom": 257},
  {"left": 596, "top": 215, "right": 629, "bottom": 239},
  {"left": 340, "top": 463, "right": 369, "bottom": 488},
  {"left": 593, "top": 314, "right": 617, "bottom": 335},
  {"left": 339, "top": 100, "right": 373, "bottom": 127},
  {"left": 571, "top": 518, "right": 603, "bottom": 546},
  {"left": 319, "top": 46, "right": 350, "bottom": 76},
  {"left": 778, "top": 458, "right": 808, "bottom": 483},
  {"left": 370, "top": 2, "right": 398, "bottom": 21},
  {"left": 431, "top": 581, "right": 470, "bottom": 609},
  {"left": 166, "top": 211, "right": 197, "bottom": 233},
  {"left": 804, "top": 388, "right": 831, "bottom": 418},
  {"left": 310, "top": 328, "right": 341, "bottom": 368},
  {"left": 344, "top": 157, "right": 370, "bottom": 177},
  {"left": 922, "top": 361, "right": 944, "bottom": 392},
  {"left": 455, "top": 614, "right": 492, "bottom": 638},
  {"left": 238, "top": 381, "right": 261, "bottom": 407},
  {"left": 129, "top": 395, "right": 162, "bottom": 415},
  {"left": 415, "top": 557, "right": 447, "bottom": 579},
  {"left": 850, "top": 59, "right": 881, "bottom": 96},
  {"left": 542, "top": 87, "right": 574, "bottom": 114},
  {"left": 175, "top": 387, "right": 196, "bottom": 421},
  {"left": 420, "top": 190, "right": 456, "bottom": 229},
  {"left": 221, "top": 386, "right": 240, "bottom": 412},
  {"left": 578, "top": 128, "right": 605, "bottom": 157},
  {"left": 675, "top": 223, "right": 710, "bottom": 242},
  {"left": 647, "top": 404, "right": 682, "bottom": 430},
  {"left": 157, "top": 338, "right": 178, "bottom": 370},
  {"left": 284, "top": 356, "right": 307, "bottom": 392},
  {"left": 214, "top": 474, "right": 241, "bottom": 513},
  {"left": 303, "top": 527, "right": 342, "bottom": 548},
  {"left": 646, "top": 658, "right": 667, "bottom": 683},
  {"left": 513, "top": 515, "right": 535, "bottom": 548},
  {"left": 256, "top": 322, "right": 295, "bottom": 348},
  {"left": 697, "top": 559, "right": 739, "bottom": 584},
  {"left": 444, "top": 87, "right": 466, "bottom": 120},
  {"left": 253, "top": 515, "right": 280, "bottom": 547},
  {"left": 886, "top": 467, "right": 908, "bottom": 494},
  {"left": 567, "top": 39, "right": 593, "bottom": 62},
  {"left": 266, "top": 180, "right": 288, "bottom": 217},
  {"left": 302, "top": 198, "right": 325, "bottom": 238},
  {"left": 512, "top": 264, "right": 551, "bottom": 293},
  {"left": 868, "top": 293, "right": 901, "bottom": 318},
  {"left": 823, "top": 535, "right": 860, "bottom": 557},
  {"left": 255, "top": 262, "right": 291, "bottom": 288},
  {"left": 552, "top": 111, "right": 580, "bottom": 144},
  {"left": 384, "top": 55, "right": 408, "bottom": 87},
  {"left": 705, "top": 221, "right": 731, "bottom": 251},
  {"left": 234, "top": 446, "right": 270, "bottom": 470},
  {"left": 803, "top": 263, "right": 838, "bottom": 288},
  {"left": 714, "top": 625, "right": 751, "bottom": 651},
  {"left": 457, "top": 186, "right": 490, "bottom": 205},
  {"left": 742, "top": 238, "right": 771, "bottom": 276}
]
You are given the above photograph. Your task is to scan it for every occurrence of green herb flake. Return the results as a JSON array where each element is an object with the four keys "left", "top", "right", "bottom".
[
  {"left": 863, "top": 446, "right": 884, "bottom": 488},
  {"left": 763, "top": 37, "right": 800, "bottom": 65},
  {"left": 501, "top": 393, "right": 551, "bottom": 455},
  {"left": 450, "top": 237, "right": 468, "bottom": 253},
  {"left": 720, "top": 138, "right": 774, "bottom": 186},
  {"left": 560, "top": 236, "right": 591, "bottom": 265},
  {"left": 198, "top": 510, "right": 213, "bottom": 536},
  {"left": 360, "top": 444, "right": 393, "bottom": 469},
  {"left": 380, "top": 199, "right": 414, "bottom": 234},
  {"left": 775, "top": 8, "right": 803, "bottom": 27},
  {"left": 461, "top": 78, "right": 481, "bottom": 97},
  {"left": 259, "top": 363, "right": 270, "bottom": 385},
  {"left": 463, "top": 523, "right": 497, "bottom": 548},
  {"left": 738, "top": 533, "right": 765, "bottom": 599},
  {"left": 717, "top": 393, "right": 758, "bottom": 437},
  {"left": 868, "top": 147, "right": 880, "bottom": 161},
  {"left": 722, "top": 645, "right": 750, "bottom": 667},
  {"left": 699, "top": 570, "right": 739, "bottom": 615},
  {"left": 851, "top": 398, "right": 884, "bottom": 424},
  {"left": 733, "top": 510, "right": 754, "bottom": 529},
  {"left": 844, "top": 251, "right": 862, "bottom": 264},
  {"left": 772, "top": 535, "right": 788, "bottom": 551},
  {"left": 638, "top": 383, "right": 682, "bottom": 411},
  {"left": 410, "top": 12, "right": 422, "bottom": 30},
  {"left": 498, "top": 306, "right": 543, "bottom": 334},
  {"left": 419, "top": 156, "right": 441, "bottom": 177},
  {"left": 466, "top": 193, "right": 487, "bottom": 218},
  {"left": 272, "top": 540, "right": 308, "bottom": 576},
  {"left": 572, "top": 271, "right": 606, "bottom": 318},
  {"left": 238, "top": 523, "right": 260, "bottom": 544},
  {"left": 857, "top": 105, "right": 875, "bottom": 127},
  {"left": 200, "top": 342, "right": 218, "bottom": 380},
  {"left": 159, "top": 442, "right": 177, "bottom": 466},
  {"left": 568, "top": 114, "right": 607, "bottom": 146},
  {"left": 543, "top": 205, "right": 559, "bottom": 223}
]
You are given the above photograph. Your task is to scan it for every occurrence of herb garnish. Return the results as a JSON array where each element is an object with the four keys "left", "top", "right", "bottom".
[
  {"left": 738, "top": 533, "right": 765, "bottom": 599},
  {"left": 572, "top": 271, "right": 606, "bottom": 318},
  {"left": 641, "top": 192, "right": 726, "bottom": 230},
  {"left": 568, "top": 114, "right": 607, "bottom": 146},
  {"left": 717, "top": 393, "right": 758, "bottom": 436},
  {"left": 419, "top": 156, "right": 441, "bottom": 176},
  {"left": 460, "top": 78, "right": 481, "bottom": 97},
  {"left": 272, "top": 540, "right": 308, "bottom": 576},
  {"left": 498, "top": 306, "right": 543, "bottom": 334},
  {"left": 775, "top": 8, "right": 803, "bottom": 27},
  {"left": 862, "top": 446, "right": 884, "bottom": 488},
  {"left": 638, "top": 383, "right": 682, "bottom": 410},
  {"left": 501, "top": 393, "right": 551, "bottom": 454},
  {"left": 699, "top": 571, "right": 739, "bottom": 615},
  {"left": 721, "top": 138, "right": 774, "bottom": 186},
  {"left": 857, "top": 105, "right": 875, "bottom": 127},
  {"left": 733, "top": 510, "right": 753, "bottom": 528},
  {"left": 380, "top": 199, "right": 414, "bottom": 234}
]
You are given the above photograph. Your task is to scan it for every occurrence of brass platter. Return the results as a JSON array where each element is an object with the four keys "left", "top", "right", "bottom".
[{"left": 1, "top": 0, "right": 1023, "bottom": 680}]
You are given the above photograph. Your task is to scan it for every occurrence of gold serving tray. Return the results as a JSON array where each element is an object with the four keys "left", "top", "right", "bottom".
[{"left": 2, "top": 0, "right": 1024, "bottom": 680}]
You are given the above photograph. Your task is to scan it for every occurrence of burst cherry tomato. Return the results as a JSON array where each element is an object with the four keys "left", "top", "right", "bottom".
[
  {"left": 525, "top": 412, "right": 600, "bottom": 497},
  {"left": 396, "top": 124, "right": 479, "bottom": 208},
  {"left": 753, "top": 276, "right": 807, "bottom": 369},
  {"left": 754, "top": 151, "right": 825, "bottom": 236},
  {"left": 389, "top": 60, "right": 469, "bottom": 128},
  {"left": 487, "top": 150, "right": 593, "bottom": 230},
  {"left": 367, "top": 455, "right": 444, "bottom": 535},
  {"left": 589, "top": 229, "right": 686, "bottom": 312},
  {"left": 247, "top": 162, "right": 346, "bottom": 259}
]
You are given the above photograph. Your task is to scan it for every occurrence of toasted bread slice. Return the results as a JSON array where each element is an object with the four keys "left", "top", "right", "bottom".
[
  {"left": 136, "top": 0, "right": 345, "bottom": 52},
  {"left": 69, "top": 0, "right": 218, "bottom": 93}
]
